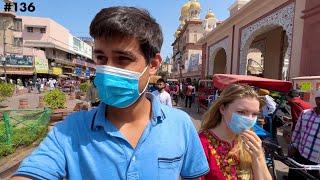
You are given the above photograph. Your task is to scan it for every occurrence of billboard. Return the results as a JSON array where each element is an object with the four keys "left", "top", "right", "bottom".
[
  {"left": 187, "top": 54, "right": 200, "bottom": 72},
  {"left": 52, "top": 67, "right": 63, "bottom": 75},
  {"left": 70, "top": 36, "right": 93, "bottom": 59},
  {"left": 75, "top": 67, "right": 82, "bottom": 76},
  {"left": 34, "top": 57, "right": 49, "bottom": 74},
  {"left": 5, "top": 55, "right": 33, "bottom": 66},
  {"left": 85, "top": 68, "right": 90, "bottom": 77}
]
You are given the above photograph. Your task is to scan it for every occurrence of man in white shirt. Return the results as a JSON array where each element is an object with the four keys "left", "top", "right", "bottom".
[
  {"left": 152, "top": 78, "right": 172, "bottom": 107},
  {"left": 262, "top": 94, "right": 277, "bottom": 117},
  {"left": 48, "top": 78, "right": 55, "bottom": 90}
]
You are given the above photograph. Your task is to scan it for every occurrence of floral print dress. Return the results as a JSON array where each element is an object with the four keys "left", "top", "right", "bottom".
[{"left": 199, "top": 130, "right": 250, "bottom": 180}]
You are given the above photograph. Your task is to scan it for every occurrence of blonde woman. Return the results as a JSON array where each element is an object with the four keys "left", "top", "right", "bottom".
[{"left": 199, "top": 84, "right": 272, "bottom": 180}]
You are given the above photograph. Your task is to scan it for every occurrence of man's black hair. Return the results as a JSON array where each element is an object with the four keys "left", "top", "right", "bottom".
[
  {"left": 288, "top": 90, "right": 300, "bottom": 98},
  {"left": 157, "top": 78, "right": 165, "bottom": 84},
  {"left": 90, "top": 6, "right": 163, "bottom": 63}
]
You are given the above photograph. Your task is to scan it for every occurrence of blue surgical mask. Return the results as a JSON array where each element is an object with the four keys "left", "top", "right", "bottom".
[
  {"left": 226, "top": 113, "right": 257, "bottom": 134},
  {"left": 94, "top": 65, "right": 149, "bottom": 108}
]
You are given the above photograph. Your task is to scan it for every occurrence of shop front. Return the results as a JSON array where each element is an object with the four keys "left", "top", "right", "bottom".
[{"left": 0, "top": 54, "right": 35, "bottom": 84}]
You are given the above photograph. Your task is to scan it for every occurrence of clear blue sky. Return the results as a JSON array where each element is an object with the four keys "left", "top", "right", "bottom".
[{"left": 9, "top": 0, "right": 234, "bottom": 58}]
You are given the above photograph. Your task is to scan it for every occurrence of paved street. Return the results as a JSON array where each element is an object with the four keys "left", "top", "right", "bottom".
[{"left": 1, "top": 88, "right": 80, "bottom": 110}]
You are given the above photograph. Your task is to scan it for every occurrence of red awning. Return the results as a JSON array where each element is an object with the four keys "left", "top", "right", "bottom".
[{"left": 213, "top": 74, "right": 292, "bottom": 92}]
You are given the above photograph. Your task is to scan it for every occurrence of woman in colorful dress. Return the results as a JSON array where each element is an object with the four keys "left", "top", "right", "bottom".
[{"left": 199, "top": 84, "right": 272, "bottom": 180}]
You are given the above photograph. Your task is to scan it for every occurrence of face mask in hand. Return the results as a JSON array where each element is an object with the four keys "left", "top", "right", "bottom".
[
  {"left": 94, "top": 65, "right": 149, "bottom": 108},
  {"left": 226, "top": 113, "right": 257, "bottom": 134}
]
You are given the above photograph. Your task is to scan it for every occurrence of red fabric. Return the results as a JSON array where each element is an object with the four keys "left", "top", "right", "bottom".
[
  {"left": 213, "top": 74, "right": 292, "bottom": 92},
  {"left": 288, "top": 97, "right": 312, "bottom": 127},
  {"left": 164, "top": 85, "right": 170, "bottom": 93},
  {"left": 175, "top": 85, "right": 180, "bottom": 93},
  {"left": 199, "top": 130, "right": 240, "bottom": 180}
]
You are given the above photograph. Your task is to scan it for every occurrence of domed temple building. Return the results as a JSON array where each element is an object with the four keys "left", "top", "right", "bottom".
[
  {"left": 172, "top": 0, "right": 320, "bottom": 81},
  {"left": 172, "top": 0, "right": 219, "bottom": 80}
]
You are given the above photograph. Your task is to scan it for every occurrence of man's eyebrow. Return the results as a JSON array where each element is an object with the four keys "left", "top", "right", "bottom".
[
  {"left": 112, "top": 50, "right": 137, "bottom": 58},
  {"left": 93, "top": 49, "right": 104, "bottom": 54}
]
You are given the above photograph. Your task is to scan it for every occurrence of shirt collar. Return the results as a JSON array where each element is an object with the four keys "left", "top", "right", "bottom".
[{"left": 91, "top": 92, "right": 166, "bottom": 131}]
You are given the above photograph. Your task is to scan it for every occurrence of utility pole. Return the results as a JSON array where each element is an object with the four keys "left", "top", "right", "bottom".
[{"left": 1, "top": 21, "right": 8, "bottom": 83}]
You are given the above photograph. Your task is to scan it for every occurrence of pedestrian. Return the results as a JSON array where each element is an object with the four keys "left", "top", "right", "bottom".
[
  {"left": 173, "top": 82, "right": 180, "bottom": 105},
  {"left": 180, "top": 80, "right": 184, "bottom": 99},
  {"left": 192, "top": 83, "right": 196, "bottom": 104},
  {"left": 164, "top": 82, "right": 170, "bottom": 93},
  {"left": 86, "top": 76, "right": 100, "bottom": 107},
  {"left": 152, "top": 78, "right": 173, "bottom": 107},
  {"left": 199, "top": 84, "right": 272, "bottom": 180},
  {"left": 28, "top": 79, "right": 33, "bottom": 93},
  {"left": 258, "top": 89, "right": 277, "bottom": 136},
  {"left": 48, "top": 78, "right": 55, "bottom": 91},
  {"left": 286, "top": 90, "right": 312, "bottom": 131},
  {"left": 185, "top": 80, "right": 194, "bottom": 108},
  {"left": 36, "top": 78, "right": 41, "bottom": 93},
  {"left": 40, "top": 80, "right": 44, "bottom": 92},
  {"left": 13, "top": 6, "right": 209, "bottom": 180},
  {"left": 288, "top": 91, "right": 320, "bottom": 179}
]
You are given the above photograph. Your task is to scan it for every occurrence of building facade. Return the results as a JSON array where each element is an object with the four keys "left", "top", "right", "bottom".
[
  {"left": 21, "top": 16, "right": 94, "bottom": 78},
  {"left": 199, "top": 0, "right": 319, "bottom": 80},
  {"left": 0, "top": 5, "right": 95, "bottom": 81},
  {"left": 0, "top": 0, "right": 47, "bottom": 80},
  {"left": 171, "top": 0, "right": 218, "bottom": 81},
  {"left": 299, "top": 0, "right": 320, "bottom": 76}
]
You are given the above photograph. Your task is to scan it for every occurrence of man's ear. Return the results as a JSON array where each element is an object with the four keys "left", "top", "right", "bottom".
[{"left": 149, "top": 53, "right": 162, "bottom": 75}]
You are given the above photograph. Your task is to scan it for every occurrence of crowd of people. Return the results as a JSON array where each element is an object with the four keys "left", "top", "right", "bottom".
[
  {"left": 11, "top": 6, "right": 319, "bottom": 180},
  {"left": 148, "top": 77, "right": 198, "bottom": 108},
  {"left": 4, "top": 76, "right": 91, "bottom": 95}
]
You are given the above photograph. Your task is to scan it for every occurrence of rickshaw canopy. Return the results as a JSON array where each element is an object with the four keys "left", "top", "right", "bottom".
[{"left": 213, "top": 74, "right": 292, "bottom": 92}]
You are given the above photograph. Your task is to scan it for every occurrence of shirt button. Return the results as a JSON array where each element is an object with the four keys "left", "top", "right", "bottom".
[{"left": 132, "top": 156, "right": 136, "bottom": 161}]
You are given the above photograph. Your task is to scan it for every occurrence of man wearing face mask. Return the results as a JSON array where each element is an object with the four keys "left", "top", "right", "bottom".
[
  {"left": 152, "top": 78, "right": 173, "bottom": 107},
  {"left": 12, "top": 7, "right": 209, "bottom": 180}
]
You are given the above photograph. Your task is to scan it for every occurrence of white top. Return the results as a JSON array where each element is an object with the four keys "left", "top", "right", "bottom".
[
  {"left": 262, "top": 95, "right": 277, "bottom": 116},
  {"left": 152, "top": 90, "right": 173, "bottom": 107},
  {"left": 48, "top": 79, "right": 56, "bottom": 88}
]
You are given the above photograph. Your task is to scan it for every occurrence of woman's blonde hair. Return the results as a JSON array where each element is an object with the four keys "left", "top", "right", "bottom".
[{"left": 201, "top": 84, "right": 261, "bottom": 174}]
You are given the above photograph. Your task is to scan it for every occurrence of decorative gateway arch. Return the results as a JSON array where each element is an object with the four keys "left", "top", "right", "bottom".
[
  {"left": 239, "top": 2, "right": 295, "bottom": 80},
  {"left": 207, "top": 37, "right": 230, "bottom": 76}
]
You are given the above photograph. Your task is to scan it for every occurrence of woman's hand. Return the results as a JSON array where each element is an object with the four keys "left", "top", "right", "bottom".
[
  {"left": 241, "top": 130, "right": 272, "bottom": 180},
  {"left": 241, "top": 130, "right": 264, "bottom": 161}
]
